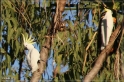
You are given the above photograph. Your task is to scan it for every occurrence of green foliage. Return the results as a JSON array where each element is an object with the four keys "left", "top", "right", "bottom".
[
  {"left": 1, "top": 0, "right": 124, "bottom": 81},
  {"left": 1, "top": 0, "right": 50, "bottom": 80}
]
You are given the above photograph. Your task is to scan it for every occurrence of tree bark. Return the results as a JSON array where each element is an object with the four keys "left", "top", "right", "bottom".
[{"left": 83, "top": 18, "right": 124, "bottom": 82}]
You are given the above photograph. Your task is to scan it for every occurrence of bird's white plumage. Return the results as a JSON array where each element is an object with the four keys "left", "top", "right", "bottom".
[
  {"left": 101, "top": 9, "right": 113, "bottom": 50},
  {"left": 27, "top": 48, "right": 40, "bottom": 73},
  {"left": 22, "top": 34, "right": 40, "bottom": 73}
]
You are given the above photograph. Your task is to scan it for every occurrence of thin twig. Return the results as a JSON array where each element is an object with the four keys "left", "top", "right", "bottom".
[
  {"left": 52, "top": 0, "right": 61, "bottom": 44},
  {"left": 112, "top": 0, "right": 115, "bottom": 5},
  {"left": 82, "top": 32, "right": 97, "bottom": 73},
  {"left": 54, "top": 0, "right": 59, "bottom": 23},
  {"left": 86, "top": 32, "right": 97, "bottom": 51}
]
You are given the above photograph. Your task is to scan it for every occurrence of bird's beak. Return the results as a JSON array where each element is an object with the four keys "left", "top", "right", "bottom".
[{"left": 24, "top": 47, "right": 28, "bottom": 50}]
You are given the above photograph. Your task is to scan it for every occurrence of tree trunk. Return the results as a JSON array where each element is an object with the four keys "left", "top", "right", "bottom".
[{"left": 83, "top": 18, "right": 124, "bottom": 82}]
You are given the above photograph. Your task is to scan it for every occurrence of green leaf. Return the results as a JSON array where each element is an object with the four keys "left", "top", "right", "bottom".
[
  {"left": 73, "top": 69, "right": 76, "bottom": 80},
  {"left": 15, "top": 27, "right": 23, "bottom": 40},
  {"left": 42, "top": 26, "right": 46, "bottom": 36},
  {"left": 88, "top": 28, "right": 93, "bottom": 40},
  {"left": 77, "top": 28, "right": 81, "bottom": 43},
  {"left": 30, "top": 5, "right": 34, "bottom": 20},
  {"left": 56, "top": 54, "right": 62, "bottom": 64},
  {"left": 5, "top": 19, "right": 12, "bottom": 43},
  {"left": 0, "top": 48, "right": 6, "bottom": 54},
  {"left": 107, "top": 56, "right": 110, "bottom": 68},
  {"left": 80, "top": 22, "right": 84, "bottom": 28},
  {"left": 92, "top": 20, "right": 98, "bottom": 27},
  {"left": 58, "top": 46, "right": 63, "bottom": 52},
  {"left": 73, "top": 52, "right": 77, "bottom": 62},
  {"left": 6, "top": 54, "right": 11, "bottom": 70},
  {"left": 5, "top": 9, "right": 11, "bottom": 18},
  {"left": 8, "top": 28, "right": 14, "bottom": 44},
  {"left": 54, "top": 77, "right": 59, "bottom": 82},
  {"left": 4, "top": 0, "right": 16, "bottom": 12},
  {"left": 76, "top": 43, "right": 79, "bottom": 52},
  {"left": 67, "top": 20, "right": 74, "bottom": 30},
  {"left": 120, "top": 36, "right": 124, "bottom": 53},
  {"left": 15, "top": 40, "right": 20, "bottom": 57},
  {"left": 15, "top": 72, "right": 19, "bottom": 81},
  {"left": 45, "top": 20, "right": 50, "bottom": 27},
  {"left": 4, "top": 0, "right": 12, "bottom": 8},
  {"left": 10, "top": 17, "right": 18, "bottom": 30}
]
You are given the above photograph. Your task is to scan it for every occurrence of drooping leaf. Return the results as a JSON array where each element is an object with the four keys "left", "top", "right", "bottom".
[
  {"left": 0, "top": 48, "right": 6, "bottom": 54},
  {"left": 15, "top": 40, "right": 20, "bottom": 57},
  {"left": 10, "top": 17, "right": 18, "bottom": 30}
]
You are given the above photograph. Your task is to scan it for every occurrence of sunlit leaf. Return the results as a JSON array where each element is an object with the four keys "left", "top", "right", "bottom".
[
  {"left": 0, "top": 48, "right": 6, "bottom": 54},
  {"left": 10, "top": 17, "right": 18, "bottom": 30},
  {"left": 15, "top": 40, "right": 20, "bottom": 57},
  {"left": 67, "top": 20, "right": 74, "bottom": 30}
]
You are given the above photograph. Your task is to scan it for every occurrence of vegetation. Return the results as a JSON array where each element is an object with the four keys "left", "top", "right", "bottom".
[{"left": 0, "top": 0, "right": 124, "bottom": 81}]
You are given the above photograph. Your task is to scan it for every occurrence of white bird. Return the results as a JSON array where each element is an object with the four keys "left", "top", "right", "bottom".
[
  {"left": 100, "top": 8, "right": 113, "bottom": 50},
  {"left": 22, "top": 33, "right": 40, "bottom": 73}
]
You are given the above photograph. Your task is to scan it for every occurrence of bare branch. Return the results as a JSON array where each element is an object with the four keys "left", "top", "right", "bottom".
[{"left": 86, "top": 32, "right": 97, "bottom": 51}]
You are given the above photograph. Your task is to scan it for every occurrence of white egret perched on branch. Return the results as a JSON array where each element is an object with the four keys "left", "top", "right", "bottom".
[{"left": 22, "top": 33, "right": 40, "bottom": 73}]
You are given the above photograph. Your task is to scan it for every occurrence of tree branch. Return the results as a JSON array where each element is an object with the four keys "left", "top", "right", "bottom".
[{"left": 83, "top": 18, "right": 124, "bottom": 82}]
